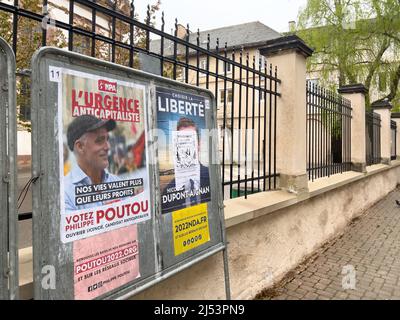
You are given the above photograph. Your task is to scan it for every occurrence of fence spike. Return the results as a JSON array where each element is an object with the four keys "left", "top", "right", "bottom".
[
  {"left": 186, "top": 23, "right": 190, "bottom": 40},
  {"left": 174, "top": 18, "right": 178, "bottom": 36},
  {"left": 161, "top": 11, "right": 165, "bottom": 30},
  {"left": 130, "top": 1, "right": 135, "bottom": 19},
  {"left": 146, "top": 4, "right": 151, "bottom": 25},
  {"left": 196, "top": 28, "right": 200, "bottom": 46},
  {"left": 262, "top": 58, "right": 266, "bottom": 74}
]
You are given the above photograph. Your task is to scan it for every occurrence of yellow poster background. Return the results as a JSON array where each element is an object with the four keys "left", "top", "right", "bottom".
[{"left": 172, "top": 203, "right": 210, "bottom": 256}]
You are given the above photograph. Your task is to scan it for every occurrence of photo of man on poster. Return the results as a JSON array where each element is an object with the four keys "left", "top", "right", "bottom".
[
  {"left": 161, "top": 116, "right": 211, "bottom": 213},
  {"left": 64, "top": 115, "right": 120, "bottom": 211}
]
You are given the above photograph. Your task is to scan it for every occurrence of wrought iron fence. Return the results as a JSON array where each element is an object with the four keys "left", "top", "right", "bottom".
[
  {"left": 0, "top": 0, "right": 280, "bottom": 208},
  {"left": 365, "top": 110, "right": 381, "bottom": 165},
  {"left": 391, "top": 120, "right": 397, "bottom": 161},
  {"left": 306, "top": 81, "right": 352, "bottom": 181}
]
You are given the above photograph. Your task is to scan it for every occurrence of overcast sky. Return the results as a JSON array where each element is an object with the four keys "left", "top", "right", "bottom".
[{"left": 135, "top": 0, "right": 309, "bottom": 34}]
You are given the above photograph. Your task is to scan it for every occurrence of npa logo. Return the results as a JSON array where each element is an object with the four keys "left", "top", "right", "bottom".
[{"left": 98, "top": 80, "right": 117, "bottom": 93}]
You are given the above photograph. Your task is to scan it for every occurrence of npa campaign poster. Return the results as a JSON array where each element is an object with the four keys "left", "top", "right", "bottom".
[
  {"left": 157, "top": 87, "right": 212, "bottom": 214},
  {"left": 73, "top": 225, "right": 139, "bottom": 300},
  {"left": 53, "top": 66, "right": 151, "bottom": 299}
]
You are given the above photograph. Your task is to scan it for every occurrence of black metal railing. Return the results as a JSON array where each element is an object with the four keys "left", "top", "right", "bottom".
[
  {"left": 306, "top": 81, "right": 352, "bottom": 181},
  {"left": 365, "top": 110, "right": 381, "bottom": 165},
  {"left": 0, "top": 0, "right": 280, "bottom": 202},
  {"left": 391, "top": 120, "right": 397, "bottom": 161}
]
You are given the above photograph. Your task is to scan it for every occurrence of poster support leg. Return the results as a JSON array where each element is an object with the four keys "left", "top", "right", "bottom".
[
  {"left": 222, "top": 246, "right": 231, "bottom": 300},
  {"left": 0, "top": 36, "right": 18, "bottom": 300}
]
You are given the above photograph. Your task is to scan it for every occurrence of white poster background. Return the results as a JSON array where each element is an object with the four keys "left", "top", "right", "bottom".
[
  {"left": 54, "top": 67, "right": 151, "bottom": 243},
  {"left": 172, "top": 130, "right": 200, "bottom": 191},
  {"left": 61, "top": 191, "right": 150, "bottom": 243}
]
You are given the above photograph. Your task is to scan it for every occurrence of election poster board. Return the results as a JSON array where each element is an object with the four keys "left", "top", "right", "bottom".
[
  {"left": 31, "top": 48, "right": 226, "bottom": 300},
  {"left": 155, "top": 86, "right": 224, "bottom": 270},
  {"left": 157, "top": 87, "right": 211, "bottom": 214},
  {"left": 57, "top": 69, "right": 150, "bottom": 299}
]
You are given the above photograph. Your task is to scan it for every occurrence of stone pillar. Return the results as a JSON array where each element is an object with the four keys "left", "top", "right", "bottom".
[
  {"left": 260, "top": 35, "right": 313, "bottom": 195},
  {"left": 338, "top": 84, "right": 368, "bottom": 173},
  {"left": 372, "top": 100, "right": 393, "bottom": 164},
  {"left": 391, "top": 112, "right": 400, "bottom": 160}
]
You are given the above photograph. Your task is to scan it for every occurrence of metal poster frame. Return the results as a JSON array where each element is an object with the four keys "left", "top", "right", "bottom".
[
  {"left": 31, "top": 47, "right": 230, "bottom": 300},
  {"left": 0, "top": 36, "right": 18, "bottom": 300}
]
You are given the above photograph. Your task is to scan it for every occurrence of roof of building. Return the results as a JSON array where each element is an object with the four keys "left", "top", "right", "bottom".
[{"left": 150, "top": 21, "right": 282, "bottom": 55}]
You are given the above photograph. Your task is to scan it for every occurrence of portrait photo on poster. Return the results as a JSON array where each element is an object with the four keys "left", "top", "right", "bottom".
[
  {"left": 57, "top": 68, "right": 151, "bottom": 243},
  {"left": 157, "top": 87, "right": 212, "bottom": 214}
]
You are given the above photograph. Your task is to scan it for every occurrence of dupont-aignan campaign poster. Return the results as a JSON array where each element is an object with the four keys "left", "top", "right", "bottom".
[
  {"left": 156, "top": 87, "right": 211, "bottom": 214},
  {"left": 54, "top": 66, "right": 150, "bottom": 299}
]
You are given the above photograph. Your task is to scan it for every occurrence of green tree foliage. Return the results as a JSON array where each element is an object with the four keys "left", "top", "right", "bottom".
[
  {"left": 0, "top": 0, "right": 67, "bottom": 70},
  {"left": 0, "top": 0, "right": 161, "bottom": 68},
  {"left": 0, "top": 0, "right": 160, "bottom": 128},
  {"left": 0, "top": 0, "right": 67, "bottom": 128},
  {"left": 297, "top": 0, "right": 400, "bottom": 109}
]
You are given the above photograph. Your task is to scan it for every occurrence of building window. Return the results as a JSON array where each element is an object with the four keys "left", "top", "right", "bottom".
[
  {"left": 260, "top": 57, "right": 265, "bottom": 72},
  {"left": 308, "top": 78, "right": 319, "bottom": 86},
  {"left": 199, "top": 58, "right": 207, "bottom": 70},
  {"left": 255, "top": 51, "right": 266, "bottom": 71},
  {"left": 221, "top": 61, "right": 232, "bottom": 74},
  {"left": 307, "top": 78, "right": 319, "bottom": 93},
  {"left": 259, "top": 90, "right": 265, "bottom": 101},
  {"left": 220, "top": 88, "right": 233, "bottom": 105}
]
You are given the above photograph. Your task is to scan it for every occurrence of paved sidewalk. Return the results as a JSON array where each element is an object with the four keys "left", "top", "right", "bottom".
[{"left": 260, "top": 188, "right": 400, "bottom": 300}]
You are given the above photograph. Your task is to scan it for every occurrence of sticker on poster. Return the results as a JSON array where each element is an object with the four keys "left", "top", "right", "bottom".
[
  {"left": 73, "top": 225, "right": 140, "bottom": 300},
  {"left": 157, "top": 87, "right": 211, "bottom": 214},
  {"left": 172, "top": 203, "right": 210, "bottom": 256},
  {"left": 55, "top": 67, "right": 151, "bottom": 243}
]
